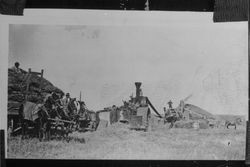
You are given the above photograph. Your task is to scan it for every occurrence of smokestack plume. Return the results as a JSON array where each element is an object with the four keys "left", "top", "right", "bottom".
[{"left": 135, "top": 82, "right": 142, "bottom": 98}]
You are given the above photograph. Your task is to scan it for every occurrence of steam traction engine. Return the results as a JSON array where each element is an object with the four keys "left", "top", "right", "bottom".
[{"left": 120, "top": 82, "right": 162, "bottom": 131}]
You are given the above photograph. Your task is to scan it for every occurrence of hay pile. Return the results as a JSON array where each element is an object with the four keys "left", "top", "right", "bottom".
[
  {"left": 8, "top": 68, "right": 64, "bottom": 115},
  {"left": 174, "top": 120, "right": 194, "bottom": 129},
  {"left": 174, "top": 120, "right": 209, "bottom": 129},
  {"left": 185, "top": 103, "right": 214, "bottom": 119}
]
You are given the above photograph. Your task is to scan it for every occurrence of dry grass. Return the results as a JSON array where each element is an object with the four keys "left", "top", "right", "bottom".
[{"left": 7, "top": 122, "right": 246, "bottom": 160}]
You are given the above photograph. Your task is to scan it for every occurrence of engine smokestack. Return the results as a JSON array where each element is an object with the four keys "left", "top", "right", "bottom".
[{"left": 135, "top": 82, "right": 142, "bottom": 98}]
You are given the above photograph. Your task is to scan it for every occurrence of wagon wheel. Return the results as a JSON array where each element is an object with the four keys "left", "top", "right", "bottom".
[
  {"left": 38, "top": 128, "right": 43, "bottom": 141},
  {"left": 74, "top": 121, "right": 80, "bottom": 131},
  {"left": 75, "top": 120, "right": 82, "bottom": 132},
  {"left": 39, "top": 122, "right": 48, "bottom": 141},
  {"left": 58, "top": 124, "right": 69, "bottom": 141},
  {"left": 55, "top": 124, "right": 64, "bottom": 140},
  {"left": 65, "top": 125, "right": 72, "bottom": 142}
]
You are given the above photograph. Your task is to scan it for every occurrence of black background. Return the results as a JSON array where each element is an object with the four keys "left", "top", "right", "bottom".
[{"left": 25, "top": 0, "right": 215, "bottom": 11}]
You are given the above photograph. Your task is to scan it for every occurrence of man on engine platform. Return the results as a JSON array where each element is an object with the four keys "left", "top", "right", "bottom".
[{"left": 168, "top": 100, "right": 173, "bottom": 109}]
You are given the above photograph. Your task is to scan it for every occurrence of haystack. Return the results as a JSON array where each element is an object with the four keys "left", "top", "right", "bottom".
[{"left": 8, "top": 68, "right": 64, "bottom": 115}]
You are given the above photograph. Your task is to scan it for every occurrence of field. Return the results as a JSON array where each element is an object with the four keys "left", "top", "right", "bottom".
[{"left": 7, "top": 120, "right": 246, "bottom": 160}]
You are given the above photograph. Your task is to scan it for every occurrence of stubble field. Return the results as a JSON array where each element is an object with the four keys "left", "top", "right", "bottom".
[{"left": 7, "top": 121, "right": 246, "bottom": 160}]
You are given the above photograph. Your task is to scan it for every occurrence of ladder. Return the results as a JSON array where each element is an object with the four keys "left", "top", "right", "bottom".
[{"left": 24, "top": 68, "right": 44, "bottom": 101}]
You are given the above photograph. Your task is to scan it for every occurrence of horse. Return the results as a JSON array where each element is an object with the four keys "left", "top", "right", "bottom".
[
  {"left": 38, "top": 105, "right": 52, "bottom": 141},
  {"left": 49, "top": 105, "right": 75, "bottom": 140},
  {"left": 46, "top": 98, "right": 80, "bottom": 140},
  {"left": 40, "top": 93, "right": 68, "bottom": 141},
  {"left": 73, "top": 101, "right": 88, "bottom": 130},
  {"left": 33, "top": 93, "right": 66, "bottom": 141},
  {"left": 19, "top": 102, "right": 50, "bottom": 141},
  {"left": 225, "top": 118, "right": 242, "bottom": 129},
  {"left": 65, "top": 98, "right": 78, "bottom": 120}
]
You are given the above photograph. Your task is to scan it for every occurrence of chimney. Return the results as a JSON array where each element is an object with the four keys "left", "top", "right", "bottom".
[{"left": 135, "top": 82, "right": 142, "bottom": 98}]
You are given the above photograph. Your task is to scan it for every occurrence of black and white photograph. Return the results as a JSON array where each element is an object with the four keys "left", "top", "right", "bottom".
[{"left": 3, "top": 11, "right": 248, "bottom": 160}]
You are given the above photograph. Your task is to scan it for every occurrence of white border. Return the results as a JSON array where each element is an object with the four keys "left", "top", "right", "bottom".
[{"left": 0, "top": 9, "right": 247, "bottom": 159}]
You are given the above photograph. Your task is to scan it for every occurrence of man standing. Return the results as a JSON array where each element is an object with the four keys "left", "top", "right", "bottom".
[
  {"left": 163, "top": 107, "right": 170, "bottom": 117},
  {"left": 167, "top": 100, "right": 173, "bottom": 109},
  {"left": 61, "top": 93, "right": 71, "bottom": 116}
]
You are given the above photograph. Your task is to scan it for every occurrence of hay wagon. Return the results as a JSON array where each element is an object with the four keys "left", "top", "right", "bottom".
[
  {"left": 8, "top": 68, "right": 72, "bottom": 139},
  {"left": 8, "top": 68, "right": 44, "bottom": 135}
]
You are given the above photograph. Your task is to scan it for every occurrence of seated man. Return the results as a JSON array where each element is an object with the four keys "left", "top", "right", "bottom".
[{"left": 11, "top": 62, "right": 22, "bottom": 73}]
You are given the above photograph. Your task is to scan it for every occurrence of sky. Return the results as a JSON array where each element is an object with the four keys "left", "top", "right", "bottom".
[{"left": 8, "top": 12, "right": 248, "bottom": 116}]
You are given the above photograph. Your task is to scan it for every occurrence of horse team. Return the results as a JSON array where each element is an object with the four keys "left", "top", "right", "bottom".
[{"left": 18, "top": 92, "right": 100, "bottom": 141}]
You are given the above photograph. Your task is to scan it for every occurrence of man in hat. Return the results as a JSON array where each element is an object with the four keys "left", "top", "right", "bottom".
[
  {"left": 110, "top": 105, "right": 116, "bottom": 125},
  {"left": 11, "top": 62, "right": 22, "bottom": 73}
]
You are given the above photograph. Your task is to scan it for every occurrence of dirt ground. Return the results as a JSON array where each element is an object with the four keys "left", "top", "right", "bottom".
[{"left": 7, "top": 121, "right": 246, "bottom": 160}]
